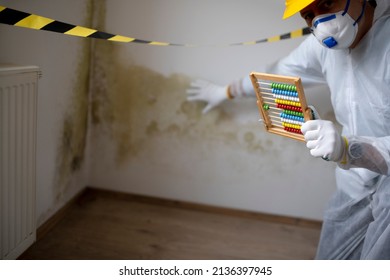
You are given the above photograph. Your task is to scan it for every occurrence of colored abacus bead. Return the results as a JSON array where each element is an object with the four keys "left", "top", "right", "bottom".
[
  {"left": 271, "top": 82, "right": 298, "bottom": 95},
  {"left": 284, "top": 127, "right": 303, "bottom": 135}
]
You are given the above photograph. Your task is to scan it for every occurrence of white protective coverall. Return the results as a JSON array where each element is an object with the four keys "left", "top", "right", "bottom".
[
  {"left": 187, "top": 0, "right": 390, "bottom": 259},
  {"left": 272, "top": 17, "right": 390, "bottom": 259},
  {"left": 236, "top": 1, "right": 390, "bottom": 259}
]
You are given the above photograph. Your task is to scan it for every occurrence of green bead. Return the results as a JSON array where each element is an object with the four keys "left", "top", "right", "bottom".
[{"left": 263, "top": 104, "right": 270, "bottom": 110}]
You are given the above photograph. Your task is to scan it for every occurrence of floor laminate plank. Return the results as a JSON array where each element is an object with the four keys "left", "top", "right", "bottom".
[{"left": 19, "top": 188, "right": 321, "bottom": 260}]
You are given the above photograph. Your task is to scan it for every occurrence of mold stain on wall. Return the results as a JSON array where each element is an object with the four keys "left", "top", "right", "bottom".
[
  {"left": 90, "top": 41, "right": 279, "bottom": 168},
  {"left": 87, "top": 0, "right": 299, "bottom": 173},
  {"left": 55, "top": 0, "right": 92, "bottom": 197}
]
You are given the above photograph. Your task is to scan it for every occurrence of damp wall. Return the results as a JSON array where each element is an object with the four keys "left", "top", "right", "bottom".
[
  {"left": 88, "top": 0, "right": 337, "bottom": 221},
  {"left": 0, "top": 0, "right": 337, "bottom": 225},
  {"left": 0, "top": 0, "right": 92, "bottom": 226}
]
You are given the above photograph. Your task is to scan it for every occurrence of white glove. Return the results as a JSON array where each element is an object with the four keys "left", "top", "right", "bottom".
[
  {"left": 186, "top": 80, "right": 229, "bottom": 114},
  {"left": 301, "top": 120, "right": 345, "bottom": 162}
]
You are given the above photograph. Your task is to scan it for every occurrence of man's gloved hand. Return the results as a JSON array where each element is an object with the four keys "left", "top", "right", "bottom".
[
  {"left": 301, "top": 120, "right": 345, "bottom": 162},
  {"left": 186, "top": 80, "right": 229, "bottom": 114}
]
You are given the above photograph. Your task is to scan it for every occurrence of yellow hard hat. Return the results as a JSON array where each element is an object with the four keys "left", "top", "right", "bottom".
[{"left": 283, "top": 0, "right": 316, "bottom": 19}]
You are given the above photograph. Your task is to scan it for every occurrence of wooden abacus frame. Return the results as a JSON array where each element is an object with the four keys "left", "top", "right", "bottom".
[{"left": 249, "top": 72, "right": 312, "bottom": 142}]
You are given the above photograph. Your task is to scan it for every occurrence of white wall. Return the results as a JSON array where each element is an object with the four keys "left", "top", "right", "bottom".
[
  {"left": 0, "top": 0, "right": 92, "bottom": 226},
  {"left": 88, "top": 0, "right": 337, "bottom": 220}
]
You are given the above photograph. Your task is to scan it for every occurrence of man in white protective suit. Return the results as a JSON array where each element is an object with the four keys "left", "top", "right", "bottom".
[{"left": 186, "top": 0, "right": 390, "bottom": 259}]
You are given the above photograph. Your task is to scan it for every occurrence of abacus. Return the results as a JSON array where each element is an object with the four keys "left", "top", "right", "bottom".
[{"left": 249, "top": 72, "right": 312, "bottom": 142}]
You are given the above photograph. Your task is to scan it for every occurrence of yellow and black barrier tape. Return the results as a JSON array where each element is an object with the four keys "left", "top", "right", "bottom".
[{"left": 0, "top": 5, "right": 311, "bottom": 47}]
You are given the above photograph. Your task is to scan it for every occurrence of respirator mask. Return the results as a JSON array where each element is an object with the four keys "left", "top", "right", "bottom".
[{"left": 311, "top": 0, "right": 366, "bottom": 49}]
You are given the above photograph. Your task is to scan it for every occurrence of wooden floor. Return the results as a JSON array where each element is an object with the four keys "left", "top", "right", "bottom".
[{"left": 19, "top": 188, "right": 322, "bottom": 260}]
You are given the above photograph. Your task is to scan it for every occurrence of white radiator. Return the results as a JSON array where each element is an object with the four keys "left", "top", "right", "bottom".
[{"left": 0, "top": 65, "right": 39, "bottom": 259}]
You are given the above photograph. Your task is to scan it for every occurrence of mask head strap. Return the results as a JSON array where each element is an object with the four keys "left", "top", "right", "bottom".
[
  {"left": 342, "top": 0, "right": 351, "bottom": 16},
  {"left": 353, "top": 0, "right": 367, "bottom": 26},
  {"left": 343, "top": 0, "right": 367, "bottom": 26}
]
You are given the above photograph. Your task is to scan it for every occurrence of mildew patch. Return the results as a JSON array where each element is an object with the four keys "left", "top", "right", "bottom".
[
  {"left": 55, "top": 0, "right": 93, "bottom": 194},
  {"left": 90, "top": 41, "right": 277, "bottom": 167}
]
